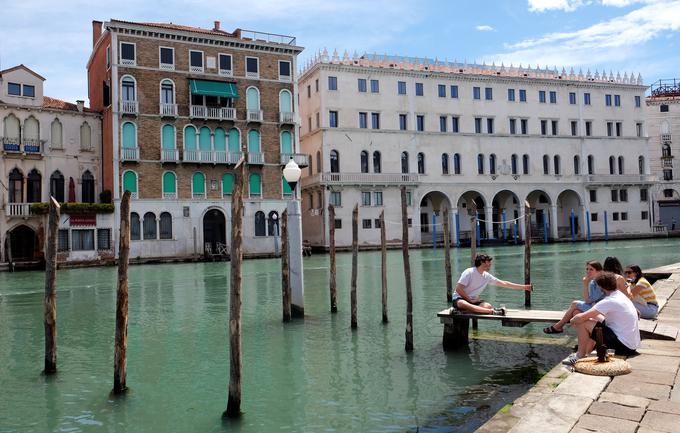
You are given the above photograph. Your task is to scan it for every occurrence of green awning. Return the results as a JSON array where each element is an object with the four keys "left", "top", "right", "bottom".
[{"left": 189, "top": 80, "right": 238, "bottom": 98}]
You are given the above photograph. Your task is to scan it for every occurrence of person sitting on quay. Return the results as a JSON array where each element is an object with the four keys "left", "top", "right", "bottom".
[
  {"left": 452, "top": 253, "right": 533, "bottom": 316},
  {"left": 544, "top": 260, "right": 604, "bottom": 334},
  {"left": 625, "top": 264, "right": 659, "bottom": 319},
  {"left": 603, "top": 256, "right": 631, "bottom": 297},
  {"left": 564, "top": 272, "right": 640, "bottom": 365}
]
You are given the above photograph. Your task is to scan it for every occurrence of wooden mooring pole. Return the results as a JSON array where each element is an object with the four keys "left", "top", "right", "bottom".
[
  {"left": 113, "top": 191, "right": 131, "bottom": 392},
  {"left": 225, "top": 159, "right": 245, "bottom": 418},
  {"left": 401, "top": 187, "right": 414, "bottom": 351},
  {"left": 44, "top": 197, "right": 60, "bottom": 375},
  {"left": 351, "top": 204, "right": 358, "bottom": 329},
  {"left": 328, "top": 204, "right": 337, "bottom": 313},
  {"left": 524, "top": 201, "right": 532, "bottom": 307},
  {"left": 443, "top": 209, "right": 452, "bottom": 303},
  {"left": 380, "top": 210, "right": 388, "bottom": 323},
  {"left": 281, "top": 210, "right": 291, "bottom": 322}
]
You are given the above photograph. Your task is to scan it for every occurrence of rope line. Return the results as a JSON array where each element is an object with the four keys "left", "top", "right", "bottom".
[{"left": 382, "top": 213, "right": 528, "bottom": 226}]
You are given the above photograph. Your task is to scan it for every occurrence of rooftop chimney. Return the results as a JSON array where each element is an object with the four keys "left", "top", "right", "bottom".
[
  {"left": 213, "top": 20, "right": 220, "bottom": 31},
  {"left": 76, "top": 100, "right": 84, "bottom": 112},
  {"left": 92, "top": 20, "right": 102, "bottom": 48}
]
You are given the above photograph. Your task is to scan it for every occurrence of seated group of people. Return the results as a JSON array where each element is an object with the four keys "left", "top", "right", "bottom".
[{"left": 453, "top": 254, "right": 657, "bottom": 364}]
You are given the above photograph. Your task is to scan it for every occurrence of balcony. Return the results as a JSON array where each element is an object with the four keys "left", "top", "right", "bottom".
[
  {"left": 2, "top": 137, "right": 44, "bottom": 155},
  {"left": 190, "top": 65, "right": 204, "bottom": 73},
  {"left": 247, "top": 109, "right": 263, "bottom": 122},
  {"left": 585, "top": 174, "right": 656, "bottom": 185},
  {"left": 160, "top": 103, "right": 177, "bottom": 117},
  {"left": 121, "top": 147, "right": 139, "bottom": 161},
  {"left": 120, "top": 100, "right": 138, "bottom": 115},
  {"left": 22, "top": 138, "right": 42, "bottom": 154},
  {"left": 161, "top": 149, "right": 180, "bottom": 162},
  {"left": 662, "top": 155, "right": 674, "bottom": 168},
  {"left": 214, "top": 151, "right": 243, "bottom": 164},
  {"left": 2, "top": 137, "right": 21, "bottom": 153},
  {"left": 279, "top": 111, "right": 295, "bottom": 124},
  {"left": 162, "top": 192, "right": 177, "bottom": 200},
  {"left": 190, "top": 105, "right": 236, "bottom": 121},
  {"left": 302, "top": 172, "right": 421, "bottom": 188},
  {"left": 248, "top": 152, "right": 265, "bottom": 165},
  {"left": 183, "top": 149, "right": 214, "bottom": 164},
  {"left": 6, "top": 203, "right": 32, "bottom": 218},
  {"left": 280, "top": 153, "right": 308, "bottom": 167},
  {"left": 661, "top": 134, "right": 672, "bottom": 143}
]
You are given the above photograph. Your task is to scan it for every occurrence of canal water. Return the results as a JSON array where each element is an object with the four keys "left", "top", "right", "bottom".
[{"left": 1, "top": 239, "right": 678, "bottom": 432}]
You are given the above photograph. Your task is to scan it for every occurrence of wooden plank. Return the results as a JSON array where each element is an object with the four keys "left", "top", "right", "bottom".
[
  {"left": 437, "top": 308, "right": 564, "bottom": 323},
  {"left": 651, "top": 323, "right": 679, "bottom": 341}
]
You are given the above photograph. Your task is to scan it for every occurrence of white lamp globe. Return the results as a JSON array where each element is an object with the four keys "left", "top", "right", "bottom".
[{"left": 283, "top": 158, "right": 301, "bottom": 189}]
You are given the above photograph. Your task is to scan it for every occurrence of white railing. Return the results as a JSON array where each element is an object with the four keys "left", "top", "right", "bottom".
[
  {"left": 2, "top": 136, "right": 21, "bottom": 152},
  {"left": 120, "top": 58, "right": 135, "bottom": 66},
  {"left": 214, "top": 151, "right": 243, "bottom": 164},
  {"left": 279, "top": 111, "right": 295, "bottom": 123},
  {"left": 190, "top": 65, "right": 204, "bottom": 73},
  {"left": 280, "top": 153, "right": 308, "bottom": 167},
  {"left": 160, "top": 103, "right": 177, "bottom": 116},
  {"left": 162, "top": 192, "right": 177, "bottom": 200},
  {"left": 239, "top": 29, "right": 296, "bottom": 45},
  {"left": 248, "top": 152, "right": 265, "bottom": 165},
  {"left": 121, "top": 147, "right": 139, "bottom": 161},
  {"left": 130, "top": 192, "right": 138, "bottom": 200},
  {"left": 302, "top": 172, "right": 421, "bottom": 188},
  {"left": 661, "top": 134, "right": 672, "bottom": 142},
  {"left": 245, "top": 71, "right": 259, "bottom": 79},
  {"left": 586, "top": 174, "right": 656, "bottom": 184},
  {"left": 161, "top": 149, "right": 179, "bottom": 162},
  {"left": 219, "top": 69, "right": 233, "bottom": 77},
  {"left": 159, "top": 63, "right": 175, "bottom": 71},
  {"left": 6, "top": 203, "right": 31, "bottom": 217},
  {"left": 247, "top": 109, "right": 263, "bottom": 122},
  {"left": 120, "top": 100, "right": 138, "bottom": 114},
  {"left": 221, "top": 107, "right": 236, "bottom": 120},
  {"left": 192, "top": 192, "right": 206, "bottom": 199},
  {"left": 190, "top": 106, "right": 236, "bottom": 120},
  {"left": 22, "top": 138, "right": 42, "bottom": 154},
  {"left": 183, "top": 149, "right": 214, "bottom": 163},
  {"left": 663, "top": 157, "right": 674, "bottom": 168},
  {"left": 279, "top": 75, "right": 292, "bottom": 82}
]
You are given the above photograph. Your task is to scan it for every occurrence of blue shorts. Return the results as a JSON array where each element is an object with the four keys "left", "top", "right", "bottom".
[{"left": 574, "top": 301, "right": 594, "bottom": 312}]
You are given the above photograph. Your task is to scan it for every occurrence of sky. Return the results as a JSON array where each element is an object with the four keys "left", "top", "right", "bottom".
[{"left": 1, "top": 0, "right": 679, "bottom": 103}]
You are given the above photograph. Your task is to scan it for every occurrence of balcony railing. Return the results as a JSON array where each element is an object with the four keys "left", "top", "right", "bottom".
[
  {"left": 160, "top": 103, "right": 177, "bottom": 117},
  {"left": 302, "top": 172, "right": 421, "bottom": 188},
  {"left": 23, "top": 138, "right": 42, "bottom": 154},
  {"left": 247, "top": 109, "right": 263, "bottom": 122},
  {"left": 219, "top": 69, "right": 233, "bottom": 77},
  {"left": 159, "top": 63, "right": 175, "bottom": 71},
  {"left": 280, "top": 153, "right": 308, "bottom": 167},
  {"left": 162, "top": 192, "right": 177, "bottom": 200},
  {"left": 161, "top": 149, "right": 180, "bottom": 162},
  {"left": 190, "top": 105, "right": 236, "bottom": 121},
  {"left": 120, "top": 100, "right": 138, "bottom": 115},
  {"left": 2, "top": 137, "right": 21, "bottom": 153},
  {"left": 6, "top": 203, "right": 32, "bottom": 217},
  {"left": 214, "top": 151, "right": 243, "bottom": 164},
  {"left": 662, "top": 156, "right": 674, "bottom": 168},
  {"left": 279, "top": 111, "right": 295, "bottom": 124},
  {"left": 248, "top": 152, "right": 265, "bottom": 165},
  {"left": 183, "top": 149, "right": 214, "bottom": 163},
  {"left": 190, "top": 65, "right": 204, "bottom": 73},
  {"left": 120, "top": 58, "right": 135, "bottom": 66},
  {"left": 661, "top": 134, "right": 672, "bottom": 143},
  {"left": 121, "top": 147, "right": 139, "bottom": 161},
  {"left": 585, "top": 174, "right": 656, "bottom": 184}
]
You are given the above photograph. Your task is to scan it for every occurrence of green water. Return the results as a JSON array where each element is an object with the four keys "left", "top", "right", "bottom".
[{"left": 1, "top": 239, "right": 679, "bottom": 433}]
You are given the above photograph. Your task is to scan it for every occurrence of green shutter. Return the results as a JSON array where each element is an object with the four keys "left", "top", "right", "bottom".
[
  {"left": 282, "top": 176, "right": 292, "bottom": 195},
  {"left": 184, "top": 126, "right": 197, "bottom": 150},
  {"left": 279, "top": 90, "right": 292, "bottom": 112},
  {"left": 280, "top": 131, "right": 292, "bottom": 154},
  {"left": 248, "top": 130, "right": 260, "bottom": 153},
  {"left": 246, "top": 87, "right": 259, "bottom": 110},
  {"left": 222, "top": 173, "right": 234, "bottom": 195},
  {"left": 228, "top": 128, "right": 240, "bottom": 153},
  {"left": 249, "top": 173, "right": 261, "bottom": 195},
  {"left": 199, "top": 127, "right": 211, "bottom": 151},
  {"left": 192, "top": 172, "right": 205, "bottom": 194},
  {"left": 162, "top": 172, "right": 176, "bottom": 193},
  {"left": 123, "top": 171, "right": 137, "bottom": 193},
  {"left": 162, "top": 124, "right": 175, "bottom": 149},
  {"left": 214, "top": 128, "right": 226, "bottom": 151},
  {"left": 122, "top": 122, "right": 136, "bottom": 148}
]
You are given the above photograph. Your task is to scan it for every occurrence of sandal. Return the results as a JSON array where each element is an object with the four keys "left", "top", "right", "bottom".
[{"left": 543, "top": 325, "right": 564, "bottom": 334}]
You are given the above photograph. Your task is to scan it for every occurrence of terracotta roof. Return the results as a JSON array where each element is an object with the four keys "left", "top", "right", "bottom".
[
  {"left": 43, "top": 96, "right": 94, "bottom": 113},
  {"left": 111, "top": 20, "right": 236, "bottom": 38}
]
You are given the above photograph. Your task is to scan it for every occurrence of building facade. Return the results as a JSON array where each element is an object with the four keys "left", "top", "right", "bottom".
[
  {"left": 299, "top": 52, "right": 654, "bottom": 248},
  {"left": 646, "top": 79, "right": 680, "bottom": 229},
  {"left": 0, "top": 65, "right": 113, "bottom": 267},
  {"left": 87, "top": 20, "right": 305, "bottom": 260}
]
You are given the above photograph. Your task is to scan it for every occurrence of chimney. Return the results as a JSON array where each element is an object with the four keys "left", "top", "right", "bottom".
[
  {"left": 76, "top": 100, "right": 84, "bottom": 112},
  {"left": 92, "top": 20, "right": 103, "bottom": 47},
  {"left": 213, "top": 20, "right": 220, "bottom": 31}
]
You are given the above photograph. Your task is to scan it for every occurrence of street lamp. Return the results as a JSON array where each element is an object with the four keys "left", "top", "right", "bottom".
[
  {"left": 283, "top": 158, "right": 301, "bottom": 196},
  {"left": 282, "top": 157, "right": 304, "bottom": 316}
]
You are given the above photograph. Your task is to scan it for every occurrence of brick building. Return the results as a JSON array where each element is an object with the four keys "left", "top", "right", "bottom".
[{"left": 87, "top": 19, "right": 305, "bottom": 259}]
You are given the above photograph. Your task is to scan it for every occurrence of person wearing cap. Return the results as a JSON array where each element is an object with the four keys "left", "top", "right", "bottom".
[{"left": 452, "top": 254, "right": 533, "bottom": 316}]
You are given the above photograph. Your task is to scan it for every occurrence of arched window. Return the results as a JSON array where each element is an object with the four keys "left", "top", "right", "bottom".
[
  {"left": 246, "top": 87, "right": 260, "bottom": 111},
  {"left": 249, "top": 173, "right": 262, "bottom": 197},
  {"left": 316, "top": 150, "right": 321, "bottom": 173},
  {"left": 122, "top": 171, "right": 137, "bottom": 197},
  {"left": 130, "top": 212, "right": 141, "bottom": 241},
  {"left": 228, "top": 128, "right": 240, "bottom": 153},
  {"left": 143, "top": 212, "right": 157, "bottom": 240},
  {"left": 609, "top": 156, "right": 616, "bottom": 175},
  {"left": 401, "top": 151, "right": 409, "bottom": 174},
  {"left": 553, "top": 155, "right": 561, "bottom": 175},
  {"left": 417, "top": 152, "right": 425, "bottom": 174},
  {"left": 80, "top": 122, "right": 92, "bottom": 150},
  {"left": 3, "top": 114, "right": 20, "bottom": 144},
  {"left": 573, "top": 155, "right": 580, "bottom": 175},
  {"left": 360, "top": 150, "right": 369, "bottom": 173},
  {"left": 282, "top": 176, "right": 293, "bottom": 197},
  {"left": 511, "top": 154, "right": 518, "bottom": 175},
  {"left": 453, "top": 153, "right": 461, "bottom": 175},
  {"left": 618, "top": 156, "right": 624, "bottom": 175},
  {"left": 638, "top": 156, "right": 645, "bottom": 175},
  {"left": 222, "top": 173, "right": 234, "bottom": 196},
  {"left": 184, "top": 125, "right": 197, "bottom": 151},
  {"left": 50, "top": 170, "right": 65, "bottom": 202},
  {"left": 51, "top": 119, "right": 63, "bottom": 149},
  {"left": 477, "top": 154, "right": 484, "bottom": 174},
  {"left": 160, "top": 79, "right": 174, "bottom": 104},
  {"left": 268, "top": 211, "right": 280, "bottom": 236},
  {"left": 588, "top": 155, "right": 595, "bottom": 175},
  {"left": 82, "top": 170, "right": 95, "bottom": 203},
  {"left": 214, "top": 128, "right": 226, "bottom": 154},
  {"left": 442, "top": 153, "right": 449, "bottom": 174},
  {"left": 9, "top": 168, "right": 23, "bottom": 203},
  {"left": 255, "top": 211, "right": 266, "bottom": 236},
  {"left": 248, "top": 129, "right": 261, "bottom": 153},
  {"left": 122, "top": 122, "right": 136, "bottom": 149},
  {"left": 199, "top": 126, "right": 211, "bottom": 157},
  {"left": 192, "top": 172, "right": 206, "bottom": 198},
  {"left": 489, "top": 154, "right": 497, "bottom": 175},
  {"left": 373, "top": 151, "right": 381, "bottom": 173},
  {"left": 662, "top": 144, "right": 672, "bottom": 158},
  {"left": 161, "top": 124, "right": 175, "bottom": 152},
  {"left": 543, "top": 155, "right": 550, "bottom": 175},
  {"left": 27, "top": 169, "right": 41, "bottom": 203},
  {"left": 279, "top": 89, "right": 292, "bottom": 113},
  {"left": 280, "top": 131, "right": 292, "bottom": 154},
  {"left": 523, "top": 154, "right": 530, "bottom": 175},
  {"left": 162, "top": 171, "right": 177, "bottom": 199},
  {"left": 330, "top": 150, "right": 340, "bottom": 173},
  {"left": 159, "top": 212, "right": 172, "bottom": 239},
  {"left": 121, "top": 76, "right": 136, "bottom": 101}
]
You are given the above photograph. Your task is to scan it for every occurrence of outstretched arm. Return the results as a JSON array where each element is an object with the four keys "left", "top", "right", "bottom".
[{"left": 494, "top": 280, "right": 533, "bottom": 291}]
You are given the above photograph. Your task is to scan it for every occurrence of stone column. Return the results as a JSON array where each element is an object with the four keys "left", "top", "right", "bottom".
[
  {"left": 550, "top": 204, "right": 559, "bottom": 240},
  {"left": 517, "top": 206, "right": 526, "bottom": 240},
  {"left": 287, "top": 200, "right": 304, "bottom": 317},
  {"left": 485, "top": 206, "right": 494, "bottom": 239},
  {"left": 581, "top": 205, "right": 588, "bottom": 239}
]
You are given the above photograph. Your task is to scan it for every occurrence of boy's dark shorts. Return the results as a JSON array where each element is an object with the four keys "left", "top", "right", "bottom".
[{"left": 590, "top": 321, "right": 637, "bottom": 356}]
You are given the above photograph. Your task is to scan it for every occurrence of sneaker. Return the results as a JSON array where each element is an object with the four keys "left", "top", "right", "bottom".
[
  {"left": 492, "top": 307, "right": 506, "bottom": 316},
  {"left": 561, "top": 353, "right": 581, "bottom": 366}
]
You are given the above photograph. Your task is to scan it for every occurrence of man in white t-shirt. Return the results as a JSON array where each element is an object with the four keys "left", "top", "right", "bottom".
[
  {"left": 567, "top": 271, "right": 640, "bottom": 364},
  {"left": 453, "top": 254, "right": 533, "bottom": 315}
]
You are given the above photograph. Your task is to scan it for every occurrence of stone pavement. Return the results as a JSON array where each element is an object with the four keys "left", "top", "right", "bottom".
[{"left": 476, "top": 271, "right": 680, "bottom": 433}]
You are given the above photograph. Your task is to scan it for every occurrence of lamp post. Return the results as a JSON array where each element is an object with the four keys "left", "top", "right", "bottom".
[{"left": 283, "top": 158, "right": 304, "bottom": 317}]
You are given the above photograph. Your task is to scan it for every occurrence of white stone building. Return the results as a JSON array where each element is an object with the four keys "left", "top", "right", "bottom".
[
  {"left": 299, "top": 53, "right": 655, "bottom": 248},
  {"left": 0, "top": 65, "right": 113, "bottom": 267}
]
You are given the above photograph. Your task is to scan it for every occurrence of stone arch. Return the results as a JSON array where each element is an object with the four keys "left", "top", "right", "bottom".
[
  {"left": 525, "top": 189, "right": 553, "bottom": 239},
  {"left": 491, "top": 189, "right": 522, "bottom": 240},
  {"left": 456, "top": 190, "right": 488, "bottom": 242},
  {"left": 556, "top": 189, "right": 584, "bottom": 239}
]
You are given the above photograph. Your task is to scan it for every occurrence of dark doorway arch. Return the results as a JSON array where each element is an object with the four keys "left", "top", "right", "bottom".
[
  {"left": 7, "top": 225, "right": 37, "bottom": 261},
  {"left": 203, "top": 209, "right": 226, "bottom": 256}
]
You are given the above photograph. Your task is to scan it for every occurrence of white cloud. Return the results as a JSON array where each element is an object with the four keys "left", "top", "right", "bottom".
[
  {"left": 476, "top": 25, "right": 495, "bottom": 31},
  {"left": 528, "top": 0, "right": 587, "bottom": 12}
]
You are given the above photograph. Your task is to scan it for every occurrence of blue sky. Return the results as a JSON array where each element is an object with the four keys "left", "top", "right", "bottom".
[{"left": 1, "top": 0, "right": 679, "bottom": 103}]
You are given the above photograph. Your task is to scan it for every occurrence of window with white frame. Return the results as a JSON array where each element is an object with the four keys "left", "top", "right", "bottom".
[
  {"left": 190, "top": 50, "right": 204, "bottom": 73},
  {"left": 330, "top": 191, "right": 341, "bottom": 207},
  {"left": 374, "top": 191, "right": 383, "bottom": 206},
  {"left": 219, "top": 54, "right": 232, "bottom": 76},
  {"left": 159, "top": 47, "right": 174, "bottom": 70},
  {"left": 72, "top": 229, "right": 95, "bottom": 251},
  {"left": 120, "top": 42, "right": 135, "bottom": 65},
  {"left": 279, "top": 60, "right": 291, "bottom": 81},
  {"left": 361, "top": 191, "right": 371, "bottom": 206},
  {"left": 246, "top": 57, "right": 259, "bottom": 78}
]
